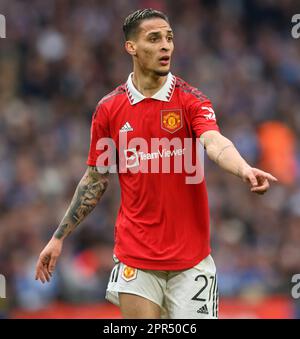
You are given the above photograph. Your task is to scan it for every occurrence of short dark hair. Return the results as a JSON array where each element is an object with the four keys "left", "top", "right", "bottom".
[{"left": 123, "top": 8, "right": 169, "bottom": 40}]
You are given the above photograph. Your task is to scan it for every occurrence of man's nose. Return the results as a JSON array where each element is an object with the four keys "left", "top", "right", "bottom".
[{"left": 160, "top": 38, "right": 171, "bottom": 51}]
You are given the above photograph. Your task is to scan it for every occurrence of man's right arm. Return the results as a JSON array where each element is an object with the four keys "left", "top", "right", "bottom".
[
  {"left": 35, "top": 166, "right": 109, "bottom": 283},
  {"left": 54, "top": 166, "right": 109, "bottom": 240}
]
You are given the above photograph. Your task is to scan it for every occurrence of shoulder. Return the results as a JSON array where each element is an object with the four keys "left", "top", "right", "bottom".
[
  {"left": 93, "top": 83, "right": 127, "bottom": 118},
  {"left": 97, "top": 83, "right": 127, "bottom": 107},
  {"left": 175, "top": 76, "right": 210, "bottom": 104}
]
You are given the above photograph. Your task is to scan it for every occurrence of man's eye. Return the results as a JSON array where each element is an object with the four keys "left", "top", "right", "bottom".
[
  {"left": 150, "top": 37, "right": 157, "bottom": 42},
  {"left": 167, "top": 36, "right": 173, "bottom": 42}
]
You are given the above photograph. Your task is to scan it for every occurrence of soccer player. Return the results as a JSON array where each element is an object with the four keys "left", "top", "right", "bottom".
[{"left": 35, "top": 9, "right": 277, "bottom": 319}]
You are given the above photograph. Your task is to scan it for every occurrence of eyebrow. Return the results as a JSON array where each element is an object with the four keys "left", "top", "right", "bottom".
[{"left": 147, "top": 30, "right": 174, "bottom": 36}]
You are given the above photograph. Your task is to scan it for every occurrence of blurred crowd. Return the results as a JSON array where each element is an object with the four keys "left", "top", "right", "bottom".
[{"left": 0, "top": 0, "right": 300, "bottom": 317}]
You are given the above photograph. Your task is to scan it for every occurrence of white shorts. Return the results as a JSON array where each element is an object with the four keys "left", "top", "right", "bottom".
[{"left": 106, "top": 255, "right": 219, "bottom": 319}]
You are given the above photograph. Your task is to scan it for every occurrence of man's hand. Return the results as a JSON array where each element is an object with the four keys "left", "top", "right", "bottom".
[
  {"left": 35, "top": 167, "right": 109, "bottom": 284},
  {"left": 35, "top": 237, "right": 63, "bottom": 283},
  {"left": 202, "top": 131, "right": 278, "bottom": 193},
  {"left": 240, "top": 166, "right": 278, "bottom": 194}
]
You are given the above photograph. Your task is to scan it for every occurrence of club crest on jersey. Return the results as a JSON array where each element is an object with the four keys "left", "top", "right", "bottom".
[
  {"left": 161, "top": 109, "right": 183, "bottom": 134},
  {"left": 121, "top": 266, "right": 137, "bottom": 282}
]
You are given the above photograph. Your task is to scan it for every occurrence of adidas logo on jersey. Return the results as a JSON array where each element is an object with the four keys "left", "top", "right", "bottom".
[
  {"left": 120, "top": 122, "right": 133, "bottom": 132},
  {"left": 197, "top": 304, "right": 209, "bottom": 315}
]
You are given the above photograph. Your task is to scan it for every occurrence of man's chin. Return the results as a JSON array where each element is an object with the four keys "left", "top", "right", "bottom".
[{"left": 154, "top": 68, "right": 170, "bottom": 77}]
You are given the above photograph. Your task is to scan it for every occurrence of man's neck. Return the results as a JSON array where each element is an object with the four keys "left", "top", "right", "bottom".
[{"left": 132, "top": 67, "right": 168, "bottom": 98}]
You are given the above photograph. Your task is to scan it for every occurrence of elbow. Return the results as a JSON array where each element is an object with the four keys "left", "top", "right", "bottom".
[
  {"left": 206, "top": 140, "right": 234, "bottom": 164},
  {"left": 205, "top": 144, "right": 219, "bottom": 162}
]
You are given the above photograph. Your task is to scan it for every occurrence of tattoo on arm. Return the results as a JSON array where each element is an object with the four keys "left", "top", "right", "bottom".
[{"left": 54, "top": 166, "right": 109, "bottom": 240}]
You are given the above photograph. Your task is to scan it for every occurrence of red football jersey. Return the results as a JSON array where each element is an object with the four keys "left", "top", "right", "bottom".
[{"left": 87, "top": 72, "right": 220, "bottom": 270}]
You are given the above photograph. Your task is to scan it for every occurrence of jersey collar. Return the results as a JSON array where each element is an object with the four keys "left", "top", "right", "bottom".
[{"left": 126, "top": 72, "right": 176, "bottom": 105}]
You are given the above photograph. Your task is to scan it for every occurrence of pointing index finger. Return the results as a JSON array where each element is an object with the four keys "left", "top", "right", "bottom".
[{"left": 264, "top": 173, "right": 278, "bottom": 182}]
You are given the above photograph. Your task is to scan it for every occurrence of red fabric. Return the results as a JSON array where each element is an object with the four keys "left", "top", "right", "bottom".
[{"left": 87, "top": 76, "right": 220, "bottom": 270}]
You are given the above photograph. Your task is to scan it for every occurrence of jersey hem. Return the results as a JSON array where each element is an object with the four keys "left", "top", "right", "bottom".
[
  {"left": 198, "top": 126, "right": 220, "bottom": 138},
  {"left": 114, "top": 250, "right": 211, "bottom": 271}
]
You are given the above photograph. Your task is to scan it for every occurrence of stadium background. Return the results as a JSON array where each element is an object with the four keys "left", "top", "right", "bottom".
[{"left": 0, "top": 0, "right": 299, "bottom": 318}]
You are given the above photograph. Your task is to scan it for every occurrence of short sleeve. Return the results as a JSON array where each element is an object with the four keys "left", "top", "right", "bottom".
[
  {"left": 86, "top": 103, "right": 110, "bottom": 166},
  {"left": 189, "top": 98, "right": 220, "bottom": 138}
]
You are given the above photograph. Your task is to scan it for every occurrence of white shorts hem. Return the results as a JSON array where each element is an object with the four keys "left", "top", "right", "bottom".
[{"left": 106, "top": 289, "right": 163, "bottom": 309}]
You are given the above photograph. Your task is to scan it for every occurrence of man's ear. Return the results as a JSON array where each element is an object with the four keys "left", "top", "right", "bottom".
[{"left": 125, "top": 41, "right": 137, "bottom": 56}]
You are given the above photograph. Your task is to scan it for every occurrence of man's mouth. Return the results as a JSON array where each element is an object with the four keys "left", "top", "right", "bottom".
[{"left": 159, "top": 56, "right": 170, "bottom": 66}]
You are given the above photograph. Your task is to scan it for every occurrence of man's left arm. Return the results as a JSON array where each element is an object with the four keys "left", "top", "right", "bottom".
[{"left": 200, "top": 130, "right": 278, "bottom": 194}]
